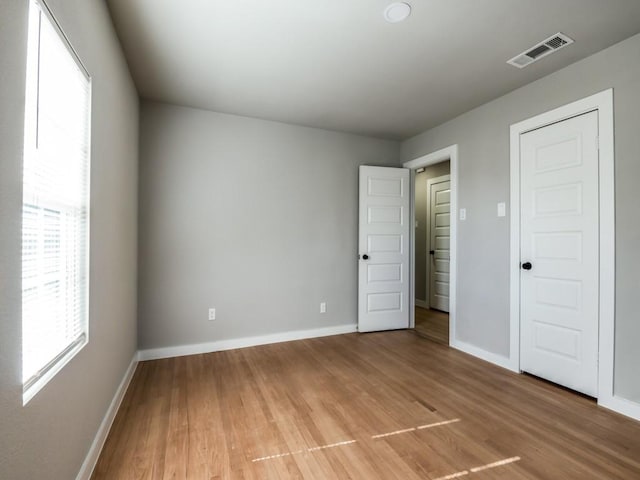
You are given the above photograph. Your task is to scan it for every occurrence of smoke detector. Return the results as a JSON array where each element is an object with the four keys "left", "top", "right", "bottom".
[
  {"left": 507, "top": 33, "right": 574, "bottom": 68},
  {"left": 384, "top": 2, "right": 411, "bottom": 23}
]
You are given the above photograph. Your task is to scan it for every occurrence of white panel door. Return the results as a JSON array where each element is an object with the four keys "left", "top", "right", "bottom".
[
  {"left": 520, "top": 111, "right": 599, "bottom": 396},
  {"left": 428, "top": 177, "right": 451, "bottom": 312},
  {"left": 358, "top": 166, "right": 410, "bottom": 332}
]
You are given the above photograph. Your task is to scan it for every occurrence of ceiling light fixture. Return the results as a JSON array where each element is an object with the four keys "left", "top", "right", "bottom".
[{"left": 384, "top": 2, "right": 411, "bottom": 23}]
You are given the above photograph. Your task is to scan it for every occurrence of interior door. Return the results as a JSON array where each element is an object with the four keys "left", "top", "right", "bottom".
[
  {"left": 358, "top": 166, "right": 410, "bottom": 332},
  {"left": 428, "top": 176, "right": 451, "bottom": 312},
  {"left": 520, "top": 110, "right": 599, "bottom": 397}
]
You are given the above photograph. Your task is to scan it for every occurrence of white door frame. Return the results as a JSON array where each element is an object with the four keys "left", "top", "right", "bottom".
[
  {"left": 509, "top": 89, "right": 615, "bottom": 405},
  {"left": 403, "top": 145, "right": 458, "bottom": 345}
]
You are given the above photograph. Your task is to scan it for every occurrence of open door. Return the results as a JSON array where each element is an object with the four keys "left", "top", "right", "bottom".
[{"left": 358, "top": 166, "right": 410, "bottom": 332}]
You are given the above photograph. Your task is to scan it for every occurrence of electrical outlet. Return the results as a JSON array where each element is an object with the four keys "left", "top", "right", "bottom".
[
  {"left": 208, "top": 308, "right": 216, "bottom": 321},
  {"left": 320, "top": 302, "right": 326, "bottom": 314},
  {"left": 459, "top": 208, "right": 467, "bottom": 221}
]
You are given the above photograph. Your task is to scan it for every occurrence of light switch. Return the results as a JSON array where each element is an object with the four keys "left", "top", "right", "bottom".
[
  {"left": 497, "top": 202, "right": 506, "bottom": 217},
  {"left": 459, "top": 208, "right": 467, "bottom": 221}
]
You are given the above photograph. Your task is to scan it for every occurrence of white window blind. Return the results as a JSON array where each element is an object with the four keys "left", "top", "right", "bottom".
[{"left": 22, "top": 0, "right": 91, "bottom": 399}]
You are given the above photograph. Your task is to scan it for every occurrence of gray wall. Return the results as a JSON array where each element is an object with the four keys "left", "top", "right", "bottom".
[
  {"left": 0, "top": 0, "right": 139, "bottom": 478},
  {"left": 401, "top": 33, "right": 640, "bottom": 403},
  {"left": 138, "top": 102, "right": 400, "bottom": 350},
  {"left": 414, "top": 161, "right": 450, "bottom": 303}
]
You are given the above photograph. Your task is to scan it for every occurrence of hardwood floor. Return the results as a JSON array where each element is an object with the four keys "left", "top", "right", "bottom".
[
  {"left": 415, "top": 306, "right": 449, "bottom": 345},
  {"left": 93, "top": 332, "right": 640, "bottom": 479}
]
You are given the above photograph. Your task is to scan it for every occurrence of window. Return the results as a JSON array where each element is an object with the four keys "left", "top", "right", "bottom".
[{"left": 22, "top": 0, "right": 91, "bottom": 403}]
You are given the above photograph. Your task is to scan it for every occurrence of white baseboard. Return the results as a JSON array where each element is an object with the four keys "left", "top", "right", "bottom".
[
  {"left": 415, "top": 299, "right": 429, "bottom": 309},
  {"left": 75, "top": 352, "right": 139, "bottom": 480},
  {"left": 138, "top": 324, "right": 358, "bottom": 361},
  {"left": 451, "top": 339, "right": 518, "bottom": 373},
  {"left": 599, "top": 394, "right": 640, "bottom": 422}
]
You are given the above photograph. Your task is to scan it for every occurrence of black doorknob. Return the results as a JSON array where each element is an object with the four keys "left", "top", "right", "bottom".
[
  {"left": 429, "top": 250, "right": 435, "bottom": 255},
  {"left": 521, "top": 262, "right": 532, "bottom": 270},
  {"left": 362, "top": 254, "right": 369, "bottom": 260}
]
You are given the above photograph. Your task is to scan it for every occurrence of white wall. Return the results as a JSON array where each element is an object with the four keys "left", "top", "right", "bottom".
[
  {"left": 401, "top": 33, "right": 640, "bottom": 404},
  {"left": 0, "top": 0, "right": 139, "bottom": 478},
  {"left": 138, "top": 102, "right": 400, "bottom": 351}
]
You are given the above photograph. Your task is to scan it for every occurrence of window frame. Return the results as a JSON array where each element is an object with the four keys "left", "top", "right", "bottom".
[{"left": 22, "top": 0, "right": 92, "bottom": 405}]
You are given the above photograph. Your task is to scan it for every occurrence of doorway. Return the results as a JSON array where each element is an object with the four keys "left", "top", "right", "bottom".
[
  {"left": 403, "top": 145, "right": 458, "bottom": 347},
  {"left": 414, "top": 163, "right": 450, "bottom": 344}
]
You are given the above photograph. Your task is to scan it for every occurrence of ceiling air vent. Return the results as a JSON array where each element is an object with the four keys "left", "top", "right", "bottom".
[{"left": 507, "top": 33, "right": 574, "bottom": 69}]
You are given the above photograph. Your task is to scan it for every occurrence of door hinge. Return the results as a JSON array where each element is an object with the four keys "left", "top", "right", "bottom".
[{"left": 595, "top": 135, "right": 599, "bottom": 150}]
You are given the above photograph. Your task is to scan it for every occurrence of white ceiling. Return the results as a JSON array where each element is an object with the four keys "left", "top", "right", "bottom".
[{"left": 106, "top": 0, "right": 640, "bottom": 139}]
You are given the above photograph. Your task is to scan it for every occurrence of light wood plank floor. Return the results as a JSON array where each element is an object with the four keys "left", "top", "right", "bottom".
[
  {"left": 93, "top": 332, "right": 640, "bottom": 479},
  {"left": 415, "top": 306, "right": 449, "bottom": 345}
]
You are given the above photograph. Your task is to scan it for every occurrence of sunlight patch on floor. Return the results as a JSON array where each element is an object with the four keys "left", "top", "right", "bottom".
[
  {"left": 371, "top": 427, "right": 416, "bottom": 439},
  {"left": 433, "top": 456, "right": 521, "bottom": 480},
  {"left": 372, "top": 418, "right": 461, "bottom": 439},
  {"left": 417, "top": 418, "right": 461, "bottom": 430},
  {"left": 252, "top": 440, "right": 357, "bottom": 462},
  {"left": 435, "top": 471, "right": 469, "bottom": 480},
  {"left": 252, "top": 418, "right": 463, "bottom": 463},
  {"left": 470, "top": 456, "right": 521, "bottom": 472}
]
